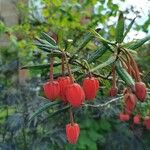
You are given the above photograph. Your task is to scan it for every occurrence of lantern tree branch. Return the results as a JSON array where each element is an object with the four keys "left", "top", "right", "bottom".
[{"left": 82, "top": 96, "right": 123, "bottom": 108}]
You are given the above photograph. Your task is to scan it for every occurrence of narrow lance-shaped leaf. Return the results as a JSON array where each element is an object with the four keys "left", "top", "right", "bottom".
[
  {"left": 115, "top": 60, "right": 135, "bottom": 87},
  {"left": 88, "top": 44, "right": 109, "bottom": 63},
  {"left": 116, "top": 11, "right": 125, "bottom": 43},
  {"left": 126, "top": 35, "right": 150, "bottom": 50},
  {"left": 40, "top": 105, "right": 70, "bottom": 123},
  {"left": 90, "top": 29, "right": 115, "bottom": 45},
  {"left": 123, "top": 17, "right": 136, "bottom": 40},
  {"left": 35, "top": 42, "right": 57, "bottom": 50},
  {"left": 91, "top": 55, "right": 116, "bottom": 72},
  {"left": 41, "top": 32, "right": 57, "bottom": 46},
  {"left": 77, "top": 32, "right": 93, "bottom": 51},
  {"left": 21, "top": 62, "right": 61, "bottom": 70},
  {"left": 28, "top": 101, "right": 61, "bottom": 122}
]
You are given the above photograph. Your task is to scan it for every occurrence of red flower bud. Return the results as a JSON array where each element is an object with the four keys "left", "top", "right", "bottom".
[
  {"left": 135, "top": 82, "right": 147, "bottom": 102},
  {"left": 58, "top": 76, "right": 71, "bottom": 102},
  {"left": 66, "top": 83, "right": 85, "bottom": 107},
  {"left": 124, "top": 93, "right": 136, "bottom": 115},
  {"left": 43, "top": 81, "right": 60, "bottom": 100},
  {"left": 83, "top": 77, "right": 99, "bottom": 100},
  {"left": 66, "top": 123, "right": 80, "bottom": 144},
  {"left": 133, "top": 114, "right": 141, "bottom": 124},
  {"left": 119, "top": 113, "right": 130, "bottom": 121},
  {"left": 144, "top": 116, "right": 150, "bottom": 129},
  {"left": 109, "top": 86, "right": 118, "bottom": 97}
]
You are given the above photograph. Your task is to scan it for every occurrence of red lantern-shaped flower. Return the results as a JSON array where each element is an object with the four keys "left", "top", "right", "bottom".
[
  {"left": 66, "top": 83, "right": 85, "bottom": 107},
  {"left": 124, "top": 93, "right": 136, "bottom": 115},
  {"left": 83, "top": 77, "right": 99, "bottom": 100},
  {"left": 43, "top": 81, "right": 60, "bottom": 100},
  {"left": 133, "top": 114, "right": 141, "bottom": 124},
  {"left": 109, "top": 86, "right": 118, "bottom": 97},
  {"left": 135, "top": 82, "right": 147, "bottom": 102},
  {"left": 58, "top": 76, "right": 71, "bottom": 102},
  {"left": 119, "top": 113, "right": 130, "bottom": 121},
  {"left": 144, "top": 116, "right": 150, "bottom": 129},
  {"left": 66, "top": 123, "right": 80, "bottom": 144}
]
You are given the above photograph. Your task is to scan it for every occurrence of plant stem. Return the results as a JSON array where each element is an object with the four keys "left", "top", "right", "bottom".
[
  {"left": 112, "top": 64, "right": 116, "bottom": 87},
  {"left": 63, "top": 52, "right": 74, "bottom": 83},
  {"left": 50, "top": 57, "right": 54, "bottom": 81},
  {"left": 122, "top": 48, "right": 141, "bottom": 82},
  {"left": 69, "top": 107, "right": 74, "bottom": 125},
  {"left": 61, "top": 56, "right": 65, "bottom": 76}
]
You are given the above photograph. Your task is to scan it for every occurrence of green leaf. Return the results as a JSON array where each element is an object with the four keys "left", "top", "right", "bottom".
[
  {"left": 28, "top": 100, "right": 61, "bottom": 122},
  {"left": 115, "top": 61, "right": 135, "bottom": 87},
  {"left": 39, "top": 105, "right": 70, "bottom": 124},
  {"left": 45, "top": 105, "right": 70, "bottom": 118},
  {"left": 123, "top": 17, "right": 136, "bottom": 40},
  {"left": 90, "top": 29, "right": 115, "bottom": 45},
  {"left": 21, "top": 62, "right": 61, "bottom": 70},
  {"left": 77, "top": 32, "right": 93, "bottom": 51},
  {"left": 88, "top": 45, "right": 109, "bottom": 63},
  {"left": 91, "top": 55, "right": 116, "bottom": 72},
  {"left": 126, "top": 35, "right": 150, "bottom": 50},
  {"left": 35, "top": 42, "right": 58, "bottom": 50},
  {"left": 41, "top": 32, "right": 57, "bottom": 46},
  {"left": 116, "top": 11, "right": 125, "bottom": 43}
]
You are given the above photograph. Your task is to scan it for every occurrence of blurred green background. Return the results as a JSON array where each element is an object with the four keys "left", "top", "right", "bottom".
[{"left": 0, "top": 0, "right": 150, "bottom": 150}]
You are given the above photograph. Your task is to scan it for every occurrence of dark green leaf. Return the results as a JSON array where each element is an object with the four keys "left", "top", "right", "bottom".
[
  {"left": 88, "top": 45, "right": 109, "bottom": 63},
  {"left": 115, "top": 61, "right": 135, "bottom": 87},
  {"left": 28, "top": 101, "right": 61, "bottom": 122},
  {"left": 40, "top": 105, "right": 70, "bottom": 123},
  {"left": 21, "top": 62, "right": 61, "bottom": 70},
  {"left": 116, "top": 11, "right": 125, "bottom": 43},
  {"left": 126, "top": 35, "right": 150, "bottom": 50},
  {"left": 123, "top": 17, "right": 136, "bottom": 40},
  {"left": 77, "top": 32, "right": 93, "bottom": 51},
  {"left": 35, "top": 42, "right": 58, "bottom": 50},
  {"left": 41, "top": 32, "right": 57, "bottom": 46},
  {"left": 91, "top": 55, "right": 116, "bottom": 72}
]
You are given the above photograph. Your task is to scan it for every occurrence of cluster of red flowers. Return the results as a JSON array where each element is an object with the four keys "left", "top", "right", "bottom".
[
  {"left": 43, "top": 57, "right": 99, "bottom": 144},
  {"left": 115, "top": 50, "right": 148, "bottom": 129},
  {"left": 42, "top": 50, "right": 148, "bottom": 144},
  {"left": 119, "top": 83, "right": 149, "bottom": 129}
]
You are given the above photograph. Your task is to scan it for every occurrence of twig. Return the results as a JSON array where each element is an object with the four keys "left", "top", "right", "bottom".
[{"left": 82, "top": 96, "right": 123, "bottom": 108}]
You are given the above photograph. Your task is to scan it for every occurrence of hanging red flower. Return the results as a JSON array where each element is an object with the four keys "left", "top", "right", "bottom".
[
  {"left": 66, "top": 83, "right": 85, "bottom": 107},
  {"left": 83, "top": 77, "right": 99, "bottom": 100},
  {"left": 43, "top": 81, "right": 60, "bottom": 100},
  {"left": 133, "top": 114, "right": 141, "bottom": 124},
  {"left": 66, "top": 123, "right": 80, "bottom": 144},
  {"left": 135, "top": 82, "right": 147, "bottom": 102},
  {"left": 58, "top": 76, "right": 71, "bottom": 102},
  {"left": 124, "top": 93, "right": 136, "bottom": 115}
]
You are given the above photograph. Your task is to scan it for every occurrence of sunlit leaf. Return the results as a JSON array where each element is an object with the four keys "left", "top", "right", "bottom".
[
  {"left": 116, "top": 11, "right": 124, "bottom": 43},
  {"left": 91, "top": 55, "right": 116, "bottom": 72}
]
